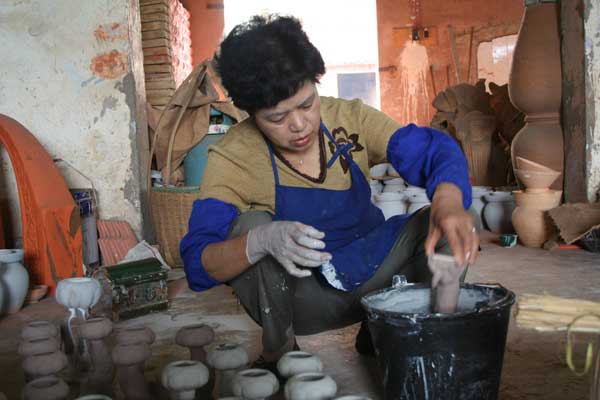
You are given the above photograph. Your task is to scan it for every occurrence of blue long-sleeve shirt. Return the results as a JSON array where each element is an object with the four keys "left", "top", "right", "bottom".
[{"left": 180, "top": 124, "right": 471, "bottom": 291}]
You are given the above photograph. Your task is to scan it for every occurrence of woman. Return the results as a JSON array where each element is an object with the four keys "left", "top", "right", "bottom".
[{"left": 181, "top": 15, "right": 478, "bottom": 369}]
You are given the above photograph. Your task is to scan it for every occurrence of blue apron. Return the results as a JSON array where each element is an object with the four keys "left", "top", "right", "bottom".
[{"left": 266, "top": 122, "right": 410, "bottom": 292}]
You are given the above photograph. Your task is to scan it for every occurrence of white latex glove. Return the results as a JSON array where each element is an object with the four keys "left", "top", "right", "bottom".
[{"left": 246, "top": 221, "right": 332, "bottom": 278}]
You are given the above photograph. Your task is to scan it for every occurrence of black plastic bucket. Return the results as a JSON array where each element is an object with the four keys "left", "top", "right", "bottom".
[{"left": 361, "top": 283, "right": 515, "bottom": 400}]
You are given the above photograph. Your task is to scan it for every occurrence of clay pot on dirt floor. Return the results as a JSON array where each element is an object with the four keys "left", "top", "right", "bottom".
[{"left": 512, "top": 190, "right": 562, "bottom": 248}]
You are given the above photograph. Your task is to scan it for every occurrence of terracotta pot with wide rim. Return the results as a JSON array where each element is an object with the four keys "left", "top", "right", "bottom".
[
  {"left": 512, "top": 190, "right": 562, "bottom": 247},
  {"left": 509, "top": 0, "right": 564, "bottom": 191}
]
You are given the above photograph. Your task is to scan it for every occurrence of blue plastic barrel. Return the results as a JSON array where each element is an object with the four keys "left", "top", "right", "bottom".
[{"left": 184, "top": 107, "right": 233, "bottom": 186}]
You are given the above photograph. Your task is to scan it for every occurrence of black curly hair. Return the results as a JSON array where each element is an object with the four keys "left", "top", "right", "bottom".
[{"left": 214, "top": 14, "right": 326, "bottom": 114}]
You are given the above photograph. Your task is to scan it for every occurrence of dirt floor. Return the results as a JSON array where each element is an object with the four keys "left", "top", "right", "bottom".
[{"left": 0, "top": 231, "right": 599, "bottom": 399}]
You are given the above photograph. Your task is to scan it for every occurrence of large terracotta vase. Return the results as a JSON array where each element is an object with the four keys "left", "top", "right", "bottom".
[
  {"left": 508, "top": 0, "right": 564, "bottom": 191},
  {"left": 512, "top": 190, "right": 562, "bottom": 247}
]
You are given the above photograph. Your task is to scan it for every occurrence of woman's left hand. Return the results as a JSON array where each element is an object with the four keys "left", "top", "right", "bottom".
[{"left": 424, "top": 183, "right": 479, "bottom": 268}]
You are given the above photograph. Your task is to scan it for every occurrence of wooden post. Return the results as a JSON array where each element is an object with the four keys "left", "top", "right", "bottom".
[{"left": 448, "top": 25, "right": 461, "bottom": 83}]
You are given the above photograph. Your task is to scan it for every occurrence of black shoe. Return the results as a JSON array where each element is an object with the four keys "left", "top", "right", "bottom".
[
  {"left": 251, "top": 341, "right": 301, "bottom": 381},
  {"left": 355, "top": 320, "right": 375, "bottom": 356}
]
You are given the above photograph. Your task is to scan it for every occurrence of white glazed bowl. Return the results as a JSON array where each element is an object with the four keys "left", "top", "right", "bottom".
[
  {"left": 369, "top": 163, "right": 389, "bottom": 178},
  {"left": 55, "top": 277, "right": 102, "bottom": 310}
]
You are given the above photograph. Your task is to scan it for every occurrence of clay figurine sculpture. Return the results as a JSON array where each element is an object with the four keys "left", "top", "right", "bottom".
[
  {"left": 112, "top": 342, "right": 153, "bottom": 400},
  {"left": 79, "top": 317, "right": 114, "bottom": 396},
  {"left": 277, "top": 351, "right": 323, "bottom": 379},
  {"left": 162, "top": 360, "right": 210, "bottom": 400},
  {"left": 22, "top": 375, "right": 70, "bottom": 400},
  {"left": 21, "top": 320, "right": 60, "bottom": 341},
  {"left": 22, "top": 350, "right": 68, "bottom": 380},
  {"left": 284, "top": 372, "right": 337, "bottom": 400},
  {"left": 206, "top": 343, "right": 249, "bottom": 397},
  {"left": 175, "top": 324, "right": 215, "bottom": 398},
  {"left": 115, "top": 325, "right": 156, "bottom": 346},
  {"left": 232, "top": 368, "right": 279, "bottom": 400},
  {"left": 0, "top": 249, "right": 29, "bottom": 314}
]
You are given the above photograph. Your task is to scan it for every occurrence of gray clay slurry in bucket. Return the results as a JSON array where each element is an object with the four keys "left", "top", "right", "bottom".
[{"left": 361, "top": 283, "right": 515, "bottom": 400}]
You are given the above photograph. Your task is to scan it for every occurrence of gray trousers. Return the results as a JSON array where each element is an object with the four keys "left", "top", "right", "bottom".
[{"left": 228, "top": 207, "right": 452, "bottom": 354}]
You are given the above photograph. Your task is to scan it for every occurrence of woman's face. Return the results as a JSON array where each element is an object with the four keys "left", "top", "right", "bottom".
[{"left": 254, "top": 81, "right": 321, "bottom": 155}]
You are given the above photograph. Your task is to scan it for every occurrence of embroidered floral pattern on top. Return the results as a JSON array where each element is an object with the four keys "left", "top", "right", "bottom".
[{"left": 328, "top": 127, "right": 364, "bottom": 173}]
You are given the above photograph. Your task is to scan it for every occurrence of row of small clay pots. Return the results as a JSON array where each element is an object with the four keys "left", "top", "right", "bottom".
[{"left": 216, "top": 350, "right": 373, "bottom": 400}]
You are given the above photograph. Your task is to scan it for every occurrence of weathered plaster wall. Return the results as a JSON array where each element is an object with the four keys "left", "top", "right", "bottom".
[
  {"left": 181, "top": 0, "right": 224, "bottom": 66},
  {"left": 376, "top": 0, "right": 523, "bottom": 125},
  {"left": 0, "top": 0, "right": 149, "bottom": 244},
  {"left": 584, "top": 0, "right": 600, "bottom": 202}
]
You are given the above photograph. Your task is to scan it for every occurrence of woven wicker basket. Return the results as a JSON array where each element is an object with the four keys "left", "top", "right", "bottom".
[{"left": 150, "top": 186, "right": 201, "bottom": 267}]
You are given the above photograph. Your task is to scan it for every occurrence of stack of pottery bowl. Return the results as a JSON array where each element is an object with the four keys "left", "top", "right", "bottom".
[
  {"left": 512, "top": 157, "right": 562, "bottom": 247},
  {"left": 482, "top": 191, "right": 516, "bottom": 234},
  {"left": 369, "top": 164, "right": 389, "bottom": 180},
  {"left": 382, "top": 178, "right": 405, "bottom": 193},
  {"left": 373, "top": 192, "right": 407, "bottom": 220}
]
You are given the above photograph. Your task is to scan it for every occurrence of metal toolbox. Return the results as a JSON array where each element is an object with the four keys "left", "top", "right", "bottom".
[{"left": 100, "top": 258, "right": 169, "bottom": 320}]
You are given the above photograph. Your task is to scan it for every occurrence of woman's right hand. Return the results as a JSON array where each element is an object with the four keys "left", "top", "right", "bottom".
[{"left": 245, "top": 221, "right": 332, "bottom": 277}]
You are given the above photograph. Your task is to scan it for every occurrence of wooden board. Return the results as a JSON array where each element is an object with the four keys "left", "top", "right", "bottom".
[
  {"left": 145, "top": 79, "right": 176, "bottom": 90},
  {"left": 140, "top": 4, "right": 169, "bottom": 14},
  {"left": 141, "top": 12, "right": 169, "bottom": 23},
  {"left": 142, "top": 29, "right": 170, "bottom": 40},
  {"left": 140, "top": 0, "right": 169, "bottom": 5},
  {"left": 143, "top": 46, "right": 171, "bottom": 57},
  {"left": 144, "top": 64, "right": 172, "bottom": 73},
  {"left": 145, "top": 72, "right": 172, "bottom": 81},
  {"left": 142, "top": 38, "right": 170, "bottom": 49},
  {"left": 144, "top": 54, "right": 171, "bottom": 64},
  {"left": 142, "top": 21, "right": 169, "bottom": 32}
]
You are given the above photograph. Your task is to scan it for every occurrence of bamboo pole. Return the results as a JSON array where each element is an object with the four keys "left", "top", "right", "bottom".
[{"left": 516, "top": 294, "right": 600, "bottom": 333}]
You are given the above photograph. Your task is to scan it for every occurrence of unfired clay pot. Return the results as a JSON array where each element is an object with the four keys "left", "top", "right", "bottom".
[
  {"left": 175, "top": 324, "right": 215, "bottom": 399},
  {"left": 277, "top": 351, "right": 323, "bottom": 379},
  {"left": 0, "top": 249, "right": 29, "bottom": 314},
  {"left": 18, "top": 336, "right": 61, "bottom": 358},
  {"left": 22, "top": 350, "right": 68, "bottom": 379},
  {"left": 162, "top": 360, "right": 210, "bottom": 400},
  {"left": 512, "top": 190, "right": 562, "bottom": 247},
  {"left": 112, "top": 342, "right": 153, "bottom": 400},
  {"left": 115, "top": 325, "right": 156, "bottom": 345},
  {"left": 79, "top": 317, "right": 114, "bottom": 396},
  {"left": 514, "top": 168, "right": 560, "bottom": 193},
  {"left": 206, "top": 343, "right": 249, "bottom": 398},
  {"left": 21, "top": 320, "right": 60, "bottom": 341},
  {"left": 284, "top": 372, "right": 337, "bottom": 400},
  {"left": 232, "top": 368, "right": 280, "bottom": 400},
  {"left": 22, "top": 375, "right": 69, "bottom": 400},
  {"left": 509, "top": 0, "right": 563, "bottom": 191}
]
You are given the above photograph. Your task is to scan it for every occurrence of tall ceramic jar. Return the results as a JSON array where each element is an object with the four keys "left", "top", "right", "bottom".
[
  {"left": 0, "top": 249, "right": 29, "bottom": 314},
  {"left": 509, "top": 0, "right": 564, "bottom": 191},
  {"left": 512, "top": 190, "right": 562, "bottom": 247}
]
